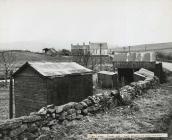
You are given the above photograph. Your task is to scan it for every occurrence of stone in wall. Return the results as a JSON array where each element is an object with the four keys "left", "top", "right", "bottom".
[{"left": 120, "top": 76, "right": 159, "bottom": 105}]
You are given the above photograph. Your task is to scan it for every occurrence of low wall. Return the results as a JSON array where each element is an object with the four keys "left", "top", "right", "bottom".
[
  {"left": 120, "top": 76, "right": 159, "bottom": 105},
  {"left": 0, "top": 76, "right": 159, "bottom": 140}
]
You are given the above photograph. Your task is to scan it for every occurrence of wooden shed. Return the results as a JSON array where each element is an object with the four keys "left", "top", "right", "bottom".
[
  {"left": 13, "top": 61, "right": 93, "bottom": 117},
  {"left": 97, "top": 71, "right": 118, "bottom": 89}
]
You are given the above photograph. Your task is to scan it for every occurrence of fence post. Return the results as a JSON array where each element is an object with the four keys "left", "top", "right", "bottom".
[{"left": 9, "top": 70, "right": 13, "bottom": 119}]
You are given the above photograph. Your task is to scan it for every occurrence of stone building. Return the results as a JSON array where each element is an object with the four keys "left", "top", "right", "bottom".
[{"left": 71, "top": 42, "right": 108, "bottom": 56}]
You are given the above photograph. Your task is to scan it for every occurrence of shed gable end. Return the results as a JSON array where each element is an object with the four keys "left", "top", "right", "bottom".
[{"left": 15, "top": 65, "right": 42, "bottom": 77}]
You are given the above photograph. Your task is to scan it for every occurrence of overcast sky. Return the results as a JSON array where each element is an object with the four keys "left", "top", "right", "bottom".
[{"left": 0, "top": 0, "right": 172, "bottom": 51}]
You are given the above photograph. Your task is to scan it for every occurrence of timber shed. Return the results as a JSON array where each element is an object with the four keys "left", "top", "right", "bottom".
[
  {"left": 13, "top": 61, "right": 93, "bottom": 117},
  {"left": 97, "top": 71, "right": 118, "bottom": 89}
]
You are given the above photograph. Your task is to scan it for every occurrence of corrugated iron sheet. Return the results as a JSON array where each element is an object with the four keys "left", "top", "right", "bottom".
[
  {"left": 135, "top": 68, "right": 154, "bottom": 78},
  {"left": 27, "top": 62, "right": 92, "bottom": 77}
]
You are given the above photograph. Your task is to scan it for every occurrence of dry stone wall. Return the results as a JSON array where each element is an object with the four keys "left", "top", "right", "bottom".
[
  {"left": 0, "top": 76, "right": 159, "bottom": 140},
  {"left": 120, "top": 76, "right": 159, "bottom": 105}
]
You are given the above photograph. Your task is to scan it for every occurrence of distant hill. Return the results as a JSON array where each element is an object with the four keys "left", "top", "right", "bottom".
[
  {"left": 109, "top": 42, "right": 172, "bottom": 53},
  {"left": 0, "top": 41, "right": 69, "bottom": 52}
]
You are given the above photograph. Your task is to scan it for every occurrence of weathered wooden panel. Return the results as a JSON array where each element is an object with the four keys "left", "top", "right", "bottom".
[
  {"left": 16, "top": 66, "right": 41, "bottom": 77},
  {"left": 98, "top": 73, "right": 118, "bottom": 89},
  {"left": 68, "top": 74, "right": 93, "bottom": 102},
  {"left": 14, "top": 68, "right": 47, "bottom": 117},
  {"left": 47, "top": 74, "right": 93, "bottom": 106}
]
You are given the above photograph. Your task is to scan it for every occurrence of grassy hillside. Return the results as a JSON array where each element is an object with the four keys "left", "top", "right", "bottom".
[
  {"left": 0, "top": 50, "right": 72, "bottom": 79},
  {"left": 110, "top": 42, "right": 172, "bottom": 53}
]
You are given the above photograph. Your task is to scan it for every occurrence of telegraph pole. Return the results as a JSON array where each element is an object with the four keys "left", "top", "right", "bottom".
[
  {"left": 145, "top": 45, "right": 147, "bottom": 52},
  {"left": 123, "top": 47, "right": 126, "bottom": 53},
  {"left": 100, "top": 43, "right": 102, "bottom": 71},
  {"left": 128, "top": 46, "right": 131, "bottom": 53},
  {"left": 9, "top": 70, "right": 13, "bottom": 119}
]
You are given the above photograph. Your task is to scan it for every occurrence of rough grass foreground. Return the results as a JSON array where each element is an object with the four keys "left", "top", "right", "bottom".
[
  {"left": 42, "top": 88, "right": 172, "bottom": 140},
  {"left": 0, "top": 88, "right": 9, "bottom": 121}
]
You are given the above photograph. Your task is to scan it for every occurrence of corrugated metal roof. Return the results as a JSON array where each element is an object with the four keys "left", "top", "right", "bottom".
[
  {"left": 134, "top": 68, "right": 154, "bottom": 78},
  {"left": 14, "top": 61, "right": 92, "bottom": 77},
  {"left": 98, "top": 71, "right": 117, "bottom": 75},
  {"left": 113, "top": 52, "right": 156, "bottom": 62}
]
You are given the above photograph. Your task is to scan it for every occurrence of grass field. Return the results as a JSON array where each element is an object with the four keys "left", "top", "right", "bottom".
[
  {"left": 47, "top": 87, "right": 172, "bottom": 140},
  {"left": 0, "top": 88, "right": 9, "bottom": 122},
  {"left": 0, "top": 50, "right": 72, "bottom": 79}
]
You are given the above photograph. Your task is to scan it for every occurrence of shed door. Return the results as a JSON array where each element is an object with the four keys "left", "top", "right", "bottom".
[
  {"left": 57, "top": 78, "right": 69, "bottom": 105},
  {"left": 68, "top": 75, "right": 83, "bottom": 102},
  {"left": 118, "top": 68, "right": 134, "bottom": 85},
  {"left": 47, "top": 77, "right": 69, "bottom": 106}
]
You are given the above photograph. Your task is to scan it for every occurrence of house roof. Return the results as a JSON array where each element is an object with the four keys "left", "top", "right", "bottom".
[
  {"left": 98, "top": 71, "right": 117, "bottom": 75},
  {"left": 43, "top": 48, "right": 57, "bottom": 53},
  {"left": 13, "top": 61, "right": 92, "bottom": 78}
]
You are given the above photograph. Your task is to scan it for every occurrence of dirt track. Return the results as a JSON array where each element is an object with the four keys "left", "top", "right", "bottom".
[{"left": 162, "top": 83, "right": 172, "bottom": 139}]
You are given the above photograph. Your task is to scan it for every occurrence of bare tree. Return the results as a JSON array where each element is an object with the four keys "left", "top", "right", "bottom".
[
  {"left": 72, "top": 49, "right": 84, "bottom": 64},
  {"left": 0, "top": 51, "right": 16, "bottom": 87},
  {"left": 91, "top": 55, "right": 97, "bottom": 70},
  {"left": 72, "top": 48, "right": 92, "bottom": 68},
  {"left": 83, "top": 51, "right": 91, "bottom": 67}
]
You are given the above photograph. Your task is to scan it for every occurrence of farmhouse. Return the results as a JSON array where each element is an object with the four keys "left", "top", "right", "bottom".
[
  {"left": 71, "top": 42, "right": 108, "bottom": 56},
  {"left": 13, "top": 61, "right": 93, "bottom": 117},
  {"left": 42, "top": 48, "right": 57, "bottom": 56},
  {"left": 89, "top": 42, "right": 108, "bottom": 56}
]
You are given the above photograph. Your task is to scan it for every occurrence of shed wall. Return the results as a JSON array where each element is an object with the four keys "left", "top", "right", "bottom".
[
  {"left": 98, "top": 73, "right": 118, "bottom": 89},
  {"left": 14, "top": 67, "right": 47, "bottom": 117},
  {"left": 47, "top": 74, "right": 93, "bottom": 105}
]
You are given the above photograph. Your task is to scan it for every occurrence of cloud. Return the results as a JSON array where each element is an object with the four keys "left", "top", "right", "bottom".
[{"left": 0, "top": 0, "right": 172, "bottom": 51}]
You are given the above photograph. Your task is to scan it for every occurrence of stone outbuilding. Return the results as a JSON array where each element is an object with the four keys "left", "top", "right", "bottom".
[{"left": 13, "top": 61, "right": 93, "bottom": 117}]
